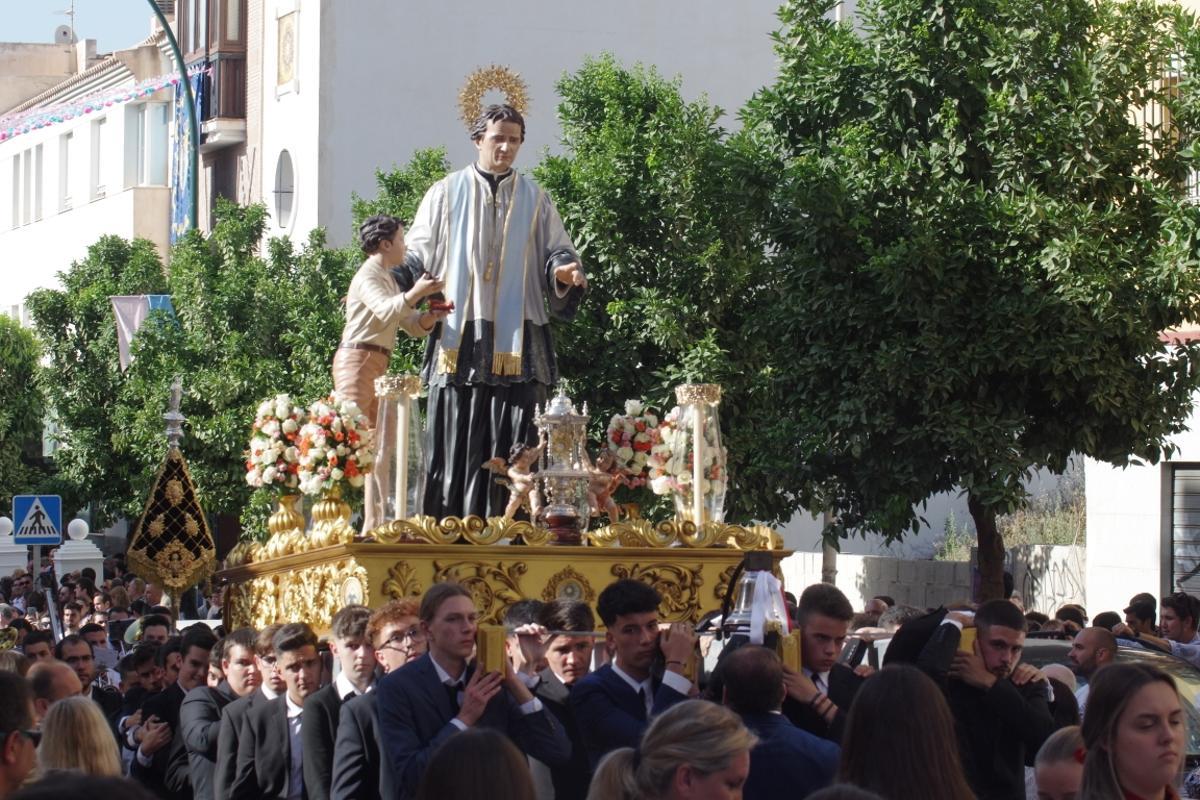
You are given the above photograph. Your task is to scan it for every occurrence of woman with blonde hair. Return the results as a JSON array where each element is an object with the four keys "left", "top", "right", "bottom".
[
  {"left": 586, "top": 700, "right": 757, "bottom": 800},
  {"left": 1080, "top": 663, "right": 1184, "bottom": 800},
  {"left": 1034, "top": 725, "right": 1084, "bottom": 800},
  {"left": 37, "top": 696, "right": 121, "bottom": 777}
]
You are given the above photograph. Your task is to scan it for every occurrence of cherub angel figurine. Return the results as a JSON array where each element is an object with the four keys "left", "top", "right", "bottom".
[
  {"left": 482, "top": 437, "right": 545, "bottom": 521},
  {"left": 585, "top": 449, "right": 623, "bottom": 524}
]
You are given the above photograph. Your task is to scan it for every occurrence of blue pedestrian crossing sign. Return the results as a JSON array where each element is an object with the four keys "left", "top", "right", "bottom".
[{"left": 12, "top": 495, "right": 62, "bottom": 545}]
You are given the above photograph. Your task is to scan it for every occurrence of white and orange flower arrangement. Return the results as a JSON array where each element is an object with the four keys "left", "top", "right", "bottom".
[
  {"left": 245, "top": 394, "right": 305, "bottom": 491},
  {"left": 294, "top": 393, "right": 374, "bottom": 496}
]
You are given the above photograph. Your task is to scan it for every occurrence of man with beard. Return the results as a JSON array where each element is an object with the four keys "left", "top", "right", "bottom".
[
  {"left": 918, "top": 600, "right": 1058, "bottom": 800},
  {"left": 1066, "top": 626, "right": 1116, "bottom": 717}
]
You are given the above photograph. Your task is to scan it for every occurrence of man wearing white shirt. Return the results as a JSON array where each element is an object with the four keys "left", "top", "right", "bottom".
[
  {"left": 231, "top": 623, "right": 321, "bottom": 800},
  {"left": 570, "top": 579, "right": 697, "bottom": 768},
  {"left": 1067, "top": 626, "right": 1116, "bottom": 717},
  {"left": 1115, "top": 592, "right": 1200, "bottom": 669},
  {"left": 213, "top": 624, "right": 285, "bottom": 799},
  {"left": 303, "top": 606, "right": 376, "bottom": 800},
  {"left": 376, "top": 582, "right": 571, "bottom": 799}
]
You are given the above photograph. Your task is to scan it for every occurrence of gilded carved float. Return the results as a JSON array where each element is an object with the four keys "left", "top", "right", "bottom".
[{"left": 218, "top": 516, "right": 787, "bottom": 633}]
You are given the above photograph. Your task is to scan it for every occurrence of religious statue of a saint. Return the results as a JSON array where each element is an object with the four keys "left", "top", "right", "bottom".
[{"left": 398, "top": 103, "right": 587, "bottom": 519}]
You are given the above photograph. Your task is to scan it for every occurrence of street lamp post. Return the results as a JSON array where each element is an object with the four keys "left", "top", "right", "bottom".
[{"left": 146, "top": 0, "right": 199, "bottom": 232}]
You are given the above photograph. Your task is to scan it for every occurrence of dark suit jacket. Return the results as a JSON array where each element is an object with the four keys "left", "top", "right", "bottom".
[
  {"left": 178, "top": 681, "right": 237, "bottom": 800},
  {"left": 569, "top": 662, "right": 689, "bottom": 768},
  {"left": 302, "top": 681, "right": 359, "bottom": 800},
  {"left": 376, "top": 653, "right": 570, "bottom": 799},
  {"left": 741, "top": 711, "right": 840, "bottom": 800},
  {"left": 231, "top": 694, "right": 299, "bottom": 800},
  {"left": 132, "top": 682, "right": 190, "bottom": 800},
  {"left": 780, "top": 663, "right": 864, "bottom": 743},
  {"left": 91, "top": 684, "right": 124, "bottom": 722},
  {"left": 918, "top": 622, "right": 1058, "bottom": 800},
  {"left": 213, "top": 687, "right": 269, "bottom": 800},
  {"left": 535, "top": 669, "right": 591, "bottom": 800},
  {"left": 330, "top": 692, "right": 394, "bottom": 800}
]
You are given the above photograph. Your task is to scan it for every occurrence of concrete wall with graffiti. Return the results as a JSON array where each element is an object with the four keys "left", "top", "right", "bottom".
[{"left": 780, "top": 545, "right": 1086, "bottom": 614}]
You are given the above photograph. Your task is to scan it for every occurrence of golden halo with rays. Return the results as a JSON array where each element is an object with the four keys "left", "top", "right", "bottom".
[{"left": 458, "top": 65, "right": 531, "bottom": 130}]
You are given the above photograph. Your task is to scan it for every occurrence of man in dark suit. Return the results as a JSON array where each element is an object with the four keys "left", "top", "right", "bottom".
[
  {"left": 132, "top": 624, "right": 217, "bottom": 800},
  {"left": 232, "top": 623, "right": 322, "bottom": 800},
  {"left": 179, "top": 628, "right": 262, "bottom": 800},
  {"left": 376, "top": 582, "right": 571, "bottom": 799},
  {"left": 917, "top": 599, "right": 1058, "bottom": 800},
  {"left": 303, "top": 606, "right": 375, "bottom": 800},
  {"left": 213, "top": 624, "right": 285, "bottom": 800},
  {"left": 780, "top": 583, "right": 865, "bottom": 743},
  {"left": 570, "top": 579, "right": 696, "bottom": 768},
  {"left": 721, "top": 645, "right": 839, "bottom": 800},
  {"left": 55, "top": 634, "right": 123, "bottom": 725},
  {"left": 533, "top": 599, "right": 599, "bottom": 800},
  {"left": 331, "top": 599, "right": 426, "bottom": 800}
]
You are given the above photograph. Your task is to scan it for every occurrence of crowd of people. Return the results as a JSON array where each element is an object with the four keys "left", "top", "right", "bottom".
[{"left": 0, "top": 555, "right": 1194, "bottom": 800}]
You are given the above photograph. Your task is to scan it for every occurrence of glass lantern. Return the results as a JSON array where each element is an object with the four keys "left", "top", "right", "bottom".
[
  {"left": 535, "top": 391, "right": 592, "bottom": 545},
  {"left": 365, "top": 374, "right": 425, "bottom": 532},
  {"left": 673, "top": 383, "right": 727, "bottom": 525}
]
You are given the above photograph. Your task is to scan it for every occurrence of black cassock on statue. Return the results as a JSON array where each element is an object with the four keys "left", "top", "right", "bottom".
[{"left": 392, "top": 250, "right": 584, "bottom": 519}]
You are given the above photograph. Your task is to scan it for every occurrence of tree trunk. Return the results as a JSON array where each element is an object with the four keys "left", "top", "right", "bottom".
[
  {"left": 821, "top": 510, "right": 838, "bottom": 584},
  {"left": 968, "top": 492, "right": 1006, "bottom": 602}
]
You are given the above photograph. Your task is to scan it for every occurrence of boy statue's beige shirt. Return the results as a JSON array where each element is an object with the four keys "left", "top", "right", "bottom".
[{"left": 340, "top": 260, "right": 427, "bottom": 350}]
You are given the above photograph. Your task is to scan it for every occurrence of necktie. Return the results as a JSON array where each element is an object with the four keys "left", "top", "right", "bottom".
[
  {"left": 813, "top": 673, "right": 826, "bottom": 695},
  {"left": 637, "top": 687, "right": 649, "bottom": 716},
  {"left": 446, "top": 682, "right": 461, "bottom": 713}
]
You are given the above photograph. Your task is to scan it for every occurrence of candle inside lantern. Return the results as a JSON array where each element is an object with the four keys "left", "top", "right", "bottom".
[
  {"left": 692, "top": 403, "right": 704, "bottom": 526},
  {"left": 396, "top": 400, "right": 409, "bottom": 519}
]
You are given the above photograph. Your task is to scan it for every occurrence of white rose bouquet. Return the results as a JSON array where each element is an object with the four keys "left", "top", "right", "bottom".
[
  {"left": 295, "top": 393, "right": 374, "bottom": 496},
  {"left": 245, "top": 394, "right": 306, "bottom": 491}
]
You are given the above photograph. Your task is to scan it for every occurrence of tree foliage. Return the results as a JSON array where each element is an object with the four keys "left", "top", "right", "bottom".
[
  {"left": 25, "top": 237, "right": 168, "bottom": 523},
  {"left": 0, "top": 315, "right": 46, "bottom": 511},
  {"left": 534, "top": 56, "right": 789, "bottom": 522},
  {"left": 743, "top": 0, "right": 1200, "bottom": 596}
]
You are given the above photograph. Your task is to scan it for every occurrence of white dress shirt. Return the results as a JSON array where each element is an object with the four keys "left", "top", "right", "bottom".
[
  {"left": 611, "top": 659, "right": 692, "bottom": 716},
  {"left": 430, "top": 653, "right": 543, "bottom": 731}
]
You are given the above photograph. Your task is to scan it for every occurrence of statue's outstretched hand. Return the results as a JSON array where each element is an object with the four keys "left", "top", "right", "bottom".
[{"left": 553, "top": 262, "right": 587, "bottom": 289}]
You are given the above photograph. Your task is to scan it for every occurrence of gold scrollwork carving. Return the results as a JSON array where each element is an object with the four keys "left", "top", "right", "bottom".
[
  {"left": 433, "top": 560, "right": 527, "bottom": 624},
  {"left": 611, "top": 563, "right": 704, "bottom": 622},
  {"left": 370, "top": 515, "right": 550, "bottom": 547},
  {"left": 383, "top": 562, "right": 423, "bottom": 599},
  {"left": 586, "top": 519, "right": 779, "bottom": 550},
  {"left": 714, "top": 564, "right": 737, "bottom": 603},
  {"left": 224, "top": 560, "right": 367, "bottom": 631},
  {"left": 541, "top": 566, "right": 596, "bottom": 604}
]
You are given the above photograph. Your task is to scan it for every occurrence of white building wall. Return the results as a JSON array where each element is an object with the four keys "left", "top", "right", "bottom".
[
  {"left": 1086, "top": 413, "right": 1200, "bottom": 614},
  {"left": 0, "top": 92, "right": 172, "bottom": 313},
  {"left": 258, "top": 0, "right": 785, "bottom": 246}
]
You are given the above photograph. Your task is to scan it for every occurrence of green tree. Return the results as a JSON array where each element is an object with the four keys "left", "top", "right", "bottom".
[
  {"left": 534, "top": 56, "right": 782, "bottom": 521},
  {"left": 744, "top": 0, "right": 1200, "bottom": 597},
  {"left": 25, "top": 237, "right": 169, "bottom": 523},
  {"left": 0, "top": 315, "right": 47, "bottom": 512},
  {"left": 118, "top": 200, "right": 357, "bottom": 542}
]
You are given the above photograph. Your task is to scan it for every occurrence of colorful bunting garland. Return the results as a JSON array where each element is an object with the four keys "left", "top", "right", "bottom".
[{"left": 0, "top": 66, "right": 211, "bottom": 144}]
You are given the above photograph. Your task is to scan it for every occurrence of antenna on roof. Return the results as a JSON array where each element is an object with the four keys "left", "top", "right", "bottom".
[{"left": 54, "top": 0, "right": 77, "bottom": 45}]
